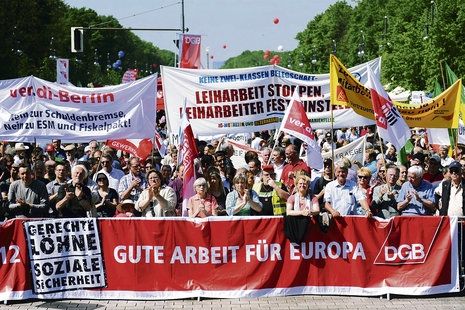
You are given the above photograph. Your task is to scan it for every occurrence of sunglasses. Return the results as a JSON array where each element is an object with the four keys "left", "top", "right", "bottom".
[
  {"left": 379, "top": 170, "right": 385, "bottom": 173},
  {"left": 97, "top": 178, "right": 107, "bottom": 182},
  {"left": 101, "top": 161, "right": 111, "bottom": 165},
  {"left": 358, "top": 175, "right": 369, "bottom": 179},
  {"left": 450, "top": 168, "right": 461, "bottom": 174}
]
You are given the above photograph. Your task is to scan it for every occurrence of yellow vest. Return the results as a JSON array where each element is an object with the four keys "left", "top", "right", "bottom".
[{"left": 252, "top": 182, "right": 287, "bottom": 215}]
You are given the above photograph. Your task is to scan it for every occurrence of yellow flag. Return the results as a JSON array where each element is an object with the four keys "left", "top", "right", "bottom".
[{"left": 330, "top": 54, "right": 462, "bottom": 128}]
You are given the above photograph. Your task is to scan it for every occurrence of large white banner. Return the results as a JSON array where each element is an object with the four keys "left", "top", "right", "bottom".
[
  {"left": 0, "top": 74, "right": 157, "bottom": 141},
  {"left": 161, "top": 59, "right": 379, "bottom": 137}
]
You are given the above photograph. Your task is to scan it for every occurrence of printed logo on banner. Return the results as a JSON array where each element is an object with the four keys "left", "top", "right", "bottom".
[
  {"left": 23, "top": 219, "right": 107, "bottom": 294},
  {"left": 373, "top": 217, "right": 444, "bottom": 265}
]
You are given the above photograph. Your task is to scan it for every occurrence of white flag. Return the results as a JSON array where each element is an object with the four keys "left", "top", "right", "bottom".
[{"left": 367, "top": 66, "right": 410, "bottom": 151}]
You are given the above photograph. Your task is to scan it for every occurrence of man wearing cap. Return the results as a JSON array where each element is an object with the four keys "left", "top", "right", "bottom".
[
  {"left": 439, "top": 145, "right": 454, "bottom": 168},
  {"left": 410, "top": 152, "right": 426, "bottom": 169},
  {"left": 397, "top": 165, "right": 436, "bottom": 216},
  {"left": 8, "top": 164, "right": 50, "bottom": 218},
  {"left": 281, "top": 145, "right": 310, "bottom": 194},
  {"left": 13, "top": 143, "right": 29, "bottom": 165},
  {"left": 434, "top": 161, "right": 465, "bottom": 216},
  {"left": 252, "top": 165, "right": 289, "bottom": 215},
  {"left": 56, "top": 164, "right": 92, "bottom": 218},
  {"left": 64, "top": 144, "right": 78, "bottom": 168},
  {"left": 45, "top": 144, "right": 57, "bottom": 161},
  {"left": 423, "top": 155, "right": 444, "bottom": 186}
]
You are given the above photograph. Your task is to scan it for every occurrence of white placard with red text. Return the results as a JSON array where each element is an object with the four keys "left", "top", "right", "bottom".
[
  {"left": 0, "top": 74, "right": 157, "bottom": 141},
  {"left": 161, "top": 59, "right": 379, "bottom": 137}
]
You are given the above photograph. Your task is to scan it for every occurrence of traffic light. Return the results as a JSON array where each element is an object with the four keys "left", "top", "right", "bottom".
[{"left": 71, "top": 27, "right": 83, "bottom": 52}]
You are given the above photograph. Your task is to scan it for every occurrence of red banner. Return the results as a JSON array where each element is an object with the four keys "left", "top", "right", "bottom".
[
  {"left": 179, "top": 34, "right": 201, "bottom": 69},
  {"left": 0, "top": 216, "right": 459, "bottom": 300}
]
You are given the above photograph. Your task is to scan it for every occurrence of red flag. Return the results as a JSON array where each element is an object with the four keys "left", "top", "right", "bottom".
[
  {"left": 367, "top": 66, "right": 410, "bottom": 151},
  {"left": 180, "top": 107, "right": 199, "bottom": 216},
  {"left": 278, "top": 90, "right": 323, "bottom": 170},
  {"left": 122, "top": 69, "right": 138, "bottom": 84},
  {"left": 179, "top": 34, "right": 201, "bottom": 69},
  {"left": 225, "top": 138, "right": 262, "bottom": 156},
  {"left": 154, "top": 129, "right": 167, "bottom": 157},
  {"left": 106, "top": 138, "right": 153, "bottom": 161}
]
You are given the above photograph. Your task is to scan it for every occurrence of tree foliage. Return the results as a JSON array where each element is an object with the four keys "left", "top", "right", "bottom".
[
  {"left": 225, "top": 0, "right": 465, "bottom": 92},
  {"left": 0, "top": 0, "right": 175, "bottom": 85}
]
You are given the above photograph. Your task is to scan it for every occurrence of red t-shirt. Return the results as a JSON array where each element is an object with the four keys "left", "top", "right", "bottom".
[{"left": 281, "top": 160, "right": 311, "bottom": 192}]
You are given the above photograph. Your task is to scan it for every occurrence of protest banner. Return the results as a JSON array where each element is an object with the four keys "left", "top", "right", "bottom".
[
  {"left": 161, "top": 59, "right": 379, "bottom": 137},
  {"left": 179, "top": 34, "right": 201, "bottom": 69},
  {"left": 0, "top": 216, "right": 458, "bottom": 300},
  {"left": 0, "top": 74, "right": 157, "bottom": 141},
  {"left": 330, "top": 54, "right": 462, "bottom": 128},
  {"left": 22, "top": 218, "right": 106, "bottom": 294},
  {"left": 320, "top": 135, "right": 366, "bottom": 164}
]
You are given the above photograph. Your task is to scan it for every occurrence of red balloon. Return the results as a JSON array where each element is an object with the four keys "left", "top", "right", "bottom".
[
  {"left": 223, "top": 45, "right": 227, "bottom": 49},
  {"left": 152, "top": 64, "right": 157, "bottom": 68},
  {"left": 275, "top": 58, "right": 280, "bottom": 64},
  {"left": 265, "top": 50, "right": 271, "bottom": 55},
  {"left": 270, "top": 59, "right": 276, "bottom": 65},
  {"left": 263, "top": 55, "right": 269, "bottom": 60},
  {"left": 273, "top": 18, "right": 279, "bottom": 24},
  {"left": 273, "top": 54, "right": 279, "bottom": 59},
  {"left": 210, "top": 55, "right": 214, "bottom": 59}
]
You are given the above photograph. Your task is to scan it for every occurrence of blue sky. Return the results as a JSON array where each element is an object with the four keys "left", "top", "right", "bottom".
[{"left": 64, "top": 0, "right": 341, "bottom": 64}]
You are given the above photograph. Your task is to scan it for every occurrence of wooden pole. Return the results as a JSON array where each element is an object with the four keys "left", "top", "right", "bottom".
[{"left": 440, "top": 60, "right": 458, "bottom": 158}]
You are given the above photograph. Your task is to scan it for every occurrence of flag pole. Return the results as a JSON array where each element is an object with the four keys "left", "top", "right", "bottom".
[
  {"left": 440, "top": 60, "right": 458, "bottom": 158},
  {"left": 267, "top": 129, "right": 281, "bottom": 165},
  {"left": 377, "top": 134, "right": 390, "bottom": 192},
  {"left": 330, "top": 85, "right": 335, "bottom": 180}
]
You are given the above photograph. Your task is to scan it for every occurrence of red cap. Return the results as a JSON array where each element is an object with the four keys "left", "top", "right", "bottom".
[
  {"left": 45, "top": 144, "right": 55, "bottom": 152},
  {"left": 262, "top": 165, "right": 275, "bottom": 173}
]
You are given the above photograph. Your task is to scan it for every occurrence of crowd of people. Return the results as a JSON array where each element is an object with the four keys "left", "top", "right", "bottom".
[{"left": 1, "top": 124, "right": 464, "bottom": 221}]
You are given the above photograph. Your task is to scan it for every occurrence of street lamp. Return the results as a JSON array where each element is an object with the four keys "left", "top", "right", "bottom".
[
  {"left": 288, "top": 52, "right": 291, "bottom": 69},
  {"left": 299, "top": 51, "right": 303, "bottom": 71},
  {"left": 49, "top": 37, "right": 57, "bottom": 60},
  {"left": 380, "top": 16, "right": 390, "bottom": 50},
  {"left": 357, "top": 30, "right": 365, "bottom": 64},
  {"left": 311, "top": 46, "right": 317, "bottom": 72},
  {"left": 424, "top": 1, "right": 438, "bottom": 40},
  {"left": 206, "top": 46, "right": 210, "bottom": 69},
  {"left": 93, "top": 48, "right": 99, "bottom": 66},
  {"left": 331, "top": 40, "right": 336, "bottom": 56}
]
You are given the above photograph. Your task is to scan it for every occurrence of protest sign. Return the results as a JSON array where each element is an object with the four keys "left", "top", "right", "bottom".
[
  {"left": 320, "top": 135, "right": 366, "bottom": 164},
  {"left": 161, "top": 59, "right": 379, "bottom": 137},
  {"left": 0, "top": 216, "right": 458, "bottom": 300},
  {"left": 330, "top": 55, "right": 462, "bottom": 128},
  {"left": 0, "top": 74, "right": 157, "bottom": 141},
  {"left": 23, "top": 218, "right": 106, "bottom": 294}
]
